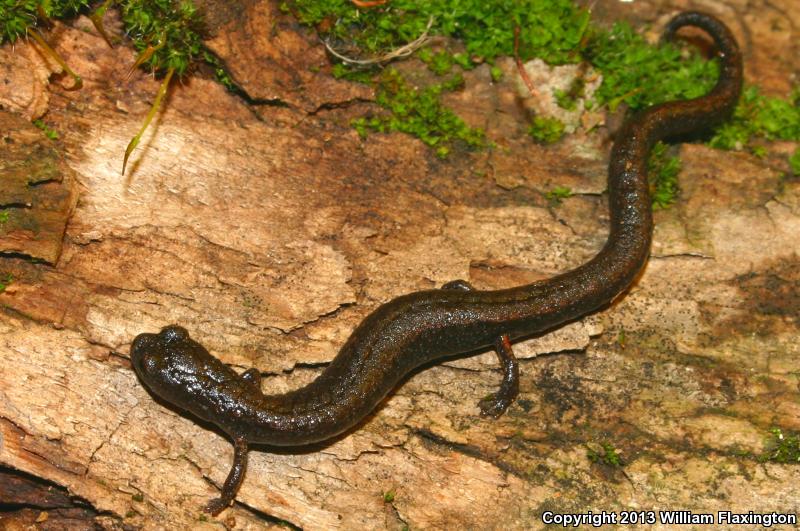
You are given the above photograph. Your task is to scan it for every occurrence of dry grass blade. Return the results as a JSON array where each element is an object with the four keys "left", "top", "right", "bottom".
[{"left": 324, "top": 16, "right": 434, "bottom": 66}]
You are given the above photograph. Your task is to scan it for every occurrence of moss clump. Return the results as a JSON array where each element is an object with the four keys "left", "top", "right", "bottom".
[
  {"left": 0, "top": 273, "right": 13, "bottom": 293},
  {"left": 648, "top": 141, "right": 681, "bottom": 209},
  {"left": 119, "top": 0, "right": 207, "bottom": 173},
  {"left": 417, "top": 48, "right": 455, "bottom": 76},
  {"left": 41, "top": 0, "right": 92, "bottom": 18},
  {"left": 352, "top": 68, "right": 486, "bottom": 158},
  {"left": 1, "top": 0, "right": 203, "bottom": 73},
  {"left": 528, "top": 116, "right": 565, "bottom": 144},
  {"left": 709, "top": 86, "right": 800, "bottom": 151},
  {"left": 584, "top": 21, "right": 719, "bottom": 111},
  {"left": 790, "top": 148, "right": 800, "bottom": 175},
  {"left": 1, "top": 0, "right": 37, "bottom": 43},
  {"left": 544, "top": 185, "right": 572, "bottom": 204},
  {"left": 33, "top": 119, "right": 59, "bottom": 140},
  {"left": 286, "top": 1, "right": 743, "bottom": 160},
  {"left": 285, "top": 0, "right": 589, "bottom": 66},
  {"left": 587, "top": 441, "right": 623, "bottom": 467},
  {"left": 121, "top": 0, "right": 203, "bottom": 76},
  {"left": 760, "top": 428, "right": 800, "bottom": 464},
  {"left": 553, "top": 77, "right": 586, "bottom": 112},
  {"left": 0, "top": 0, "right": 98, "bottom": 43}
]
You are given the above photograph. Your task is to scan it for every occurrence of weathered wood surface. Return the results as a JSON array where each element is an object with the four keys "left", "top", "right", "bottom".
[
  {"left": 0, "top": 112, "right": 78, "bottom": 264},
  {"left": 1, "top": 0, "right": 799, "bottom": 529}
]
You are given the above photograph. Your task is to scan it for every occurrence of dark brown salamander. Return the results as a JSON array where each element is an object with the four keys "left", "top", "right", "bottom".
[{"left": 130, "top": 12, "right": 742, "bottom": 515}]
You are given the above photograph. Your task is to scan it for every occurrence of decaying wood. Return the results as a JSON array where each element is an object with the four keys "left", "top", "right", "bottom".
[
  {"left": 1, "top": 0, "right": 799, "bottom": 529},
  {"left": 0, "top": 111, "right": 79, "bottom": 264}
]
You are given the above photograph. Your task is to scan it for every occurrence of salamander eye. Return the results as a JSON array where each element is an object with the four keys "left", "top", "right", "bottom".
[
  {"left": 142, "top": 353, "right": 158, "bottom": 373},
  {"left": 131, "top": 332, "right": 155, "bottom": 354},
  {"left": 161, "top": 325, "right": 189, "bottom": 343}
]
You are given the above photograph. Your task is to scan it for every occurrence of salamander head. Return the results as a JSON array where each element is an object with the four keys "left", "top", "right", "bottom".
[{"left": 130, "top": 325, "right": 240, "bottom": 423}]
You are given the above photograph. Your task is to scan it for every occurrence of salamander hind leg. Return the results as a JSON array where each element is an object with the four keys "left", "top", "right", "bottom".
[
  {"left": 205, "top": 436, "right": 249, "bottom": 516},
  {"left": 478, "top": 334, "right": 520, "bottom": 418},
  {"left": 440, "top": 281, "right": 520, "bottom": 416}
]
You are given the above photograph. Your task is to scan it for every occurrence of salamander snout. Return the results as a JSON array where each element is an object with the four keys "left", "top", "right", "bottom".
[
  {"left": 160, "top": 325, "right": 189, "bottom": 343},
  {"left": 130, "top": 325, "right": 190, "bottom": 382}
]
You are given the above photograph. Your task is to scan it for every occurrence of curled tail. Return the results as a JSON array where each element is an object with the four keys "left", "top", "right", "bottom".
[{"left": 655, "top": 11, "right": 744, "bottom": 134}]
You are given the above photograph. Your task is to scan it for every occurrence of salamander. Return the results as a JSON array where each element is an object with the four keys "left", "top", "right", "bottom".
[{"left": 130, "top": 11, "right": 743, "bottom": 515}]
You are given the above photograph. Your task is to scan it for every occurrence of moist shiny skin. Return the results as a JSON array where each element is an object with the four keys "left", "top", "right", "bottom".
[{"left": 131, "top": 12, "right": 742, "bottom": 515}]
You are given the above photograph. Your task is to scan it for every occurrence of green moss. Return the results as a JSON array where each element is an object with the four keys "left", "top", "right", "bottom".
[
  {"left": 0, "top": 0, "right": 37, "bottom": 43},
  {"left": 553, "top": 88, "right": 575, "bottom": 111},
  {"left": 553, "top": 78, "right": 585, "bottom": 111},
  {"left": 452, "top": 52, "right": 473, "bottom": 70},
  {"left": 33, "top": 119, "right": 59, "bottom": 140},
  {"left": 0, "top": 210, "right": 9, "bottom": 226},
  {"left": 617, "top": 329, "right": 626, "bottom": 348},
  {"left": 8, "top": 0, "right": 793, "bottom": 183},
  {"left": 5, "top": 0, "right": 208, "bottom": 79},
  {"left": 587, "top": 441, "right": 623, "bottom": 467},
  {"left": 285, "top": 1, "right": 770, "bottom": 162},
  {"left": 760, "top": 428, "right": 800, "bottom": 464},
  {"left": 490, "top": 65, "right": 503, "bottom": 82},
  {"left": 709, "top": 86, "right": 800, "bottom": 152},
  {"left": 42, "top": 0, "right": 91, "bottom": 18},
  {"left": 285, "top": 0, "right": 589, "bottom": 66},
  {"left": 790, "top": 148, "right": 800, "bottom": 175},
  {"left": 528, "top": 116, "right": 565, "bottom": 144},
  {"left": 202, "top": 50, "right": 240, "bottom": 93},
  {"left": 121, "top": 0, "right": 203, "bottom": 76},
  {"left": 544, "top": 185, "right": 572, "bottom": 204},
  {"left": 421, "top": 49, "right": 455, "bottom": 76},
  {"left": 648, "top": 141, "right": 681, "bottom": 209},
  {"left": 353, "top": 68, "right": 486, "bottom": 157},
  {"left": 382, "top": 489, "right": 396, "bottom": 503},
  {"left": 331, "top": 63, "right": 375, "bottom": 83},
  {"left": 584, "top": 21, "right": 719, "bottom": 111},
  {"left": 0, "top": 0, "right": 96, "bottom": 43},
  {"left": 0, "top": 273, "right": 12, "bottom": 294}
]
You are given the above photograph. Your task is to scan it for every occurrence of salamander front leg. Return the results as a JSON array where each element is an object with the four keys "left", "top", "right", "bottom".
[
  {"left": 478, "top": 334, "right": 519, "bottom": 417},
  {"left": 205, "top": 436, "right": 249, "bottom": 516},
  {"left": 241, "top": 368, "right": 261, "bottom": 387},
  {"left": 441, "top": 279, "right": 474, "bottom": 291}
]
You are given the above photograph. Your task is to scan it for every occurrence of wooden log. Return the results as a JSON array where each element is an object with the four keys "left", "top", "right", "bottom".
[{"left": 1, "top": 1, "right": 799, "bottom": 529}]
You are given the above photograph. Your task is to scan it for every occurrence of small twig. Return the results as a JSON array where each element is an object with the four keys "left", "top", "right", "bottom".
[
  {"left": 325, "top": 16, "right": 434, "bottom": 66},
  {"left": 514, "top": 26, "right": 539, "bottom": 99}
]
